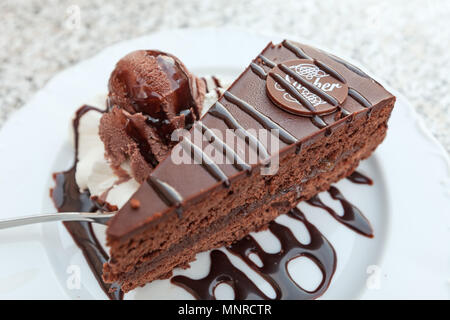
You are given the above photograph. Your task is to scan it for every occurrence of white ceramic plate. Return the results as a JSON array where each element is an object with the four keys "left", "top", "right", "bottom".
[{"left": 0, "top": 28, "right": 449, "bottom": 300}]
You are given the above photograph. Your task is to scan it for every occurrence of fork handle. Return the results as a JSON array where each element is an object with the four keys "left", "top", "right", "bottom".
[{"left": 0, "top": 212, "right": 114, "bottom": 230}]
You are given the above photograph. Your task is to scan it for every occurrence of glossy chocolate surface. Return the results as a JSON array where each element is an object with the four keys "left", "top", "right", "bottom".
[
  {"left": 107, "top": 40, "right": 394, "bottom": 239},
  {"left": 108, "top": 50, "right": 196, "bottom": 117}
]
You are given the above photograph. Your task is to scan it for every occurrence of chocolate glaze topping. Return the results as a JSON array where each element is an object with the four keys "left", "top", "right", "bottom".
[
  {"left": 108, "top": 40, "right": 394, "bottom": 240},
  {"left": 278, "top": 63, "right": 340, "bottom": 107},
  {"left": 196, "top": 121, "right": 252, "bottom": 173},
  {"left": 223, "top": 91, "right": 298, "bottom": 145},
  {"left": 257, "top": 53, "right": 354, "bottom": 129},
  {"left": 283, "top": 40, "right": 346, "bottom": 83},
  {"left": 348, "top": 88, "right": 372, "bottom": 108},
  {"left": 250, "top": 62, "right": 267, "bottom": 80},
  {"left": 282, "top": 40, "right": 311, "bottom": 60},
  {"left": 147, "top": 175, "right": 184, "bottom": 218},
  {"left": 327, "top": 52, "right": 371, "bottom": 79},
  {"left": 208, "top": 102, "right": 270, "bottom": 160},
  {"left": 256, "top": 55, "right": 331, "bottom": 129},
  {"left": 180, "top": 137, "right": 231, "bottom": 187},
  {"left": 253, "top": 42, "right": 376, "bottom": 137}
]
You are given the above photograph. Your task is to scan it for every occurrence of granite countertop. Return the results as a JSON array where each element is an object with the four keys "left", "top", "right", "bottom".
[{"left": 1, "top": 0, "right": 449, "bottom": 154}]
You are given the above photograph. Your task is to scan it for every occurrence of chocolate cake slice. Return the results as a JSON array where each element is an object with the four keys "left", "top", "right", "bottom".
[{"left": 103, "top": 40, "right": 395, "bottom": 292}]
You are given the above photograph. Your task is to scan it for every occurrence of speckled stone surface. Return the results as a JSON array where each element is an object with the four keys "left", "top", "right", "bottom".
[{"left": 1, "top": 0, "right": 449, "bottom": 154}]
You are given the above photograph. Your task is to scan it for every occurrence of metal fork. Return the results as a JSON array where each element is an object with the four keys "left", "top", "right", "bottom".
[{"left": 0, "top": 212, "right": 115, "bottom": 230}]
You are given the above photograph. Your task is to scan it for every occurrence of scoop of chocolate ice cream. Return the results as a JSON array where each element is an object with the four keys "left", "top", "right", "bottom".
[
  {"left": 100, "top": 50, "right": 206, "bottom": 183},
  {"left": 107, "top": 50, "right": 205, "bottom": 140},
  {"left": 100, "top": 107, "right": 172, "bottom": 183}
]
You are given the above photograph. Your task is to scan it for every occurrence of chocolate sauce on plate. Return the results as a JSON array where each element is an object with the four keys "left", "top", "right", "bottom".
[
  {"left": 171, "top": 172, "right": 374, "bottom": 300},
  {"left": 51, "top": 105, "right": 123, "bottom": 300},
  {"left": 347, "top": 171, "right": 373, "bottom": 185},
  {"left": 307, "top": 186, "right": 373, "bottom": 237},
  {"left": 172, "top": 208, "right": 337, "bottom": 300}
]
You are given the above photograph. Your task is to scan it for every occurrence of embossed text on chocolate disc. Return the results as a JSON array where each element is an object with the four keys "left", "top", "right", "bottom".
[{"left": 266, "top": 59, "right": 348, "bottom": 116}]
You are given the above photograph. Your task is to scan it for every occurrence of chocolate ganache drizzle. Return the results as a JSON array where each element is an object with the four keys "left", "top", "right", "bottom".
[
  {"left": 347, "top": 171, "right": 373, "bottom": 185},
  {"left": 51, "top": 105, "right": 123, "bottom": 300},
  {"left": 307, "top": 186, "right": 373, "bottom": 238}
]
